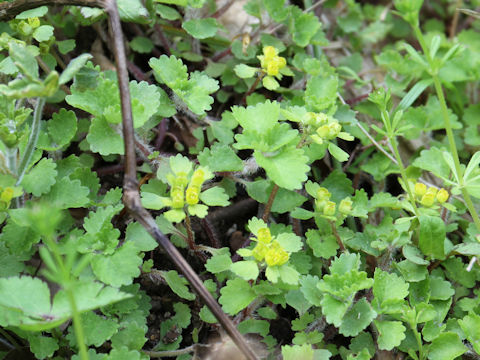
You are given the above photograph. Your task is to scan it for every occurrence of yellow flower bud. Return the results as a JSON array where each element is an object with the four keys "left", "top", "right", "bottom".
[
  {"left": 420, "top": 193, "right": 435, "bottom": 207},
  {"left": 257, "top": 227, "right": 272, "bottom": 244},
  {"left": 414, "top": 182, "right": 427, "bottom": 197},
  {"left": 436, "top": 188, "right": 449, "bottom": 203},
  {"left": 252, "top": 242, "right": 268, "bottom": 262},
  {"left": 0, "top": 187, "right": 13, "bottom": 203},
  {"left": 266, "top": 61, "right": 280, "bottom": 76},
  {"left": 175, "top": 172, "right": 188, "bottom": 188},
  {"left": 190, "top": 168, "right": 205, "bottom": 187},
  {"left": 264, "top": 241, "right": 289, "bottom": 267},
  {"left": 316, "top": 187, "right": 331, "bottom": 201},
  {"left": 323, "top": 201, "right": 336, "bottom": 216},
  {"left": 339, "top": 197, "right": 352, "bottom": 215},
  {"left": 171, "top": 188, "right": 184, "bottom": 208},
  {"left": 185, "top": 185, "right": 200, "bottom": 205},
  {"left": 263, "top": 46, "right": 277, "bottom": 60}
]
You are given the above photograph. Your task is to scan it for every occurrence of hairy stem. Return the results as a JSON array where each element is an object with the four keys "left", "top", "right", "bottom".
[{"left": 16, "top": 97, "right": 45, "bottom": 186}]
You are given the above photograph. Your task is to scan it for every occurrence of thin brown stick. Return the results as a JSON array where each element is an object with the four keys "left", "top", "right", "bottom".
[
  {"left": 103, "top": 1, "right": 258, "bottom": 359},
  {"left": 262, "top": 184, "right": 279, "bottom": 222},
  {"left": 329, "top": 220, "right": 345, "bottom": 252},
  {"left": 0, "top": 0, "right": 102, "bottom": 21}
]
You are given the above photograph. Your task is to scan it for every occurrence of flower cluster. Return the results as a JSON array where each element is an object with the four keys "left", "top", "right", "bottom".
[
  {"left": 414, "top": 182, "right": 449, "bottom": 207},
  {"left": 308, "top": 113, "right": 353, "bottom": 145},
  {"left": 315, "top": 186, "right": 353, "bottom": 218},
  {"left": 251, "top": 227, "right": 290, "bottom": 267},
  {"left": 258, "top": 46, "right": 287, "bottom": 77}
]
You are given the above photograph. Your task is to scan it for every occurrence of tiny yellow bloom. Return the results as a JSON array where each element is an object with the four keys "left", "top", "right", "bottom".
[
  {"left": 264, "top": 241, "right": 289, "bottom": 267},
  {"left": 252, "top": 242, "right": 269, "bottom": 262},
  {"left": 257, "top": 227, "right": 272, "bottom": 244},
  {"left": 436, "top": 188, "right": 449, "bottom": 203},
  {"left": 420, "top": 193, "right": 435, "bottom": 207},
  {"left": 323, "top": 201, "right": 336, "bottom": 216},
  {"left": 185, "top": 185, "right": 200, "bottom": 205},
  {"left": 339, "top": 197, "right": 353, "bottom": 215},
  {"left": 414, "top": 182, "right": 427, "bottom": 197}
]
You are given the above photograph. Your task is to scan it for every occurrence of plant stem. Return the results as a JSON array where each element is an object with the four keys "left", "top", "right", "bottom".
[
  {"left": 413, "top": 25, "right": 480, "bottom": 234},
  {"left": 381, "top": 109, "right": 419, "bottom": 216},
  {"left": 184, "top": 213, "right": 195, "bottom": 250},
  {"left": 16, "top": 97, "right": 45, "bottom": 186},
  {"left": 66, "top": 288, "right": 88, "bottom": 360},
  {"left": 329, "top": 220, "right": 345, "bottom": 252},
  {"left": 262, "top": 184, "right": 279, "bottom": 222},
  {"left": 241, "top": 73, "right": 264, "bottom": 105}
]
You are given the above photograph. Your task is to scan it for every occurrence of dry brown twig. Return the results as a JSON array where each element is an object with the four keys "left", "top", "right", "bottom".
[{"left": 0, "top": 1, "right": 258, "bottom": 359}]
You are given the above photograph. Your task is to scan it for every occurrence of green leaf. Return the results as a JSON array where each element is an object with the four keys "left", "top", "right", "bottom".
[
  {"left": 149, "top": 55, "right": 218, "bottom": 115},
  {"left": 230, "top": 260, "right": 259, "bottom": 280},
  {"left": 91, "top": 242, "right": 142, "bottom": 287},
  {"left": 282, "top": 344, "right": 315, "bottom": 360},
  {"left": 199, "top": 305, "right": 217, "bottom": 323},
  {"left": 28, "top": 334, "right": 59, "bottom": 359},
  {"left": 9, "top": 42, "right": 38, "bottom": 79},
  {"left": 403, "top": 244, "right": 429, "bottom": 265},
  {"left": 200, "top": 186, "right": 230, "bottom": 206},
  {"left": 219, "top": 278, "right": 257, "bottom": 315},
  {"left": 16, "top": 6, "right": 48, "bottom": 18},
  {"left": 59, "top": 53, "right": 92, "bottom": 85},
  {"left": 339, "top": 298, "right": 377, "bottom": 337},
  {"left": 125, "top": 222, "right": 158, "bottom": 252},
  {"left": 87, "top": 117, "right": 124, "bottom": 155},
  {"left": 110, "top": 322, "right": 147, "bottom": 350},
  {"left": 38, "top": 109, "right": 78, "bottom": 151},
  {"left": 374, "top": 320, "right": 406, "bottom": 350},
  {"left": 0, "top": 242, "right": 26, "bottom": 277},
  {"left": 372, "top": 268, "right": 409, "bottom": 311},
  {"left": 413, "top": 147, "right": 451, "bottom": 181},
  {"left": 429, "top": 277, "right": 454, "bottom": 300},
  {"left": 129, "top": 36, "right": 154, "bottom": 54},
  {"left": 290, "top": 8, "right": 321, "bottom": 47},
  {"left": 33, "top": 25, "right": 54, "bottom": 42},
  {"left": 305, "top": 75, "right": 338, "bottom": 111},
  {"left": 117, "top": 0, "right": 149, "bottom": 23},
  {"left": 21, "top": 158, "right": 57, "bottom": 196},
  {"left": 278, "top": 264, "right": 300, "bottom": 285},
  {"left": 418, "top": 215, "right": 446, "bottom": 260},
  {"left": 43, "top": 177, "right": 90, "bottom": 209},
  {"left": 205, "top": 252, "right": 232, "bottom": 273},
  {"left": 328, "top": 142, "right": 349, "bottom": 162},
  {"left": 232, "top": 100, "right": 280, "bottom": 134},
  {"left": 57, "top": 39, "right": 76, "bottom": 55},
  {"left": 321, "top": 294, "right": 349, "bottom": 327},
  {"left": 234, "top": 64, "right": 257, "bottom": 78},
  {"left": 263, "top": 75, "right": 280, "bottom": 90},
  {"left": 286, "top": 290, "right": 311, "bottom": 315},
  {"left": 394, "top": 260, "right": 428, "bottom": 282},
  {"left": 459, "top": 313, "right": 480, "bottom": 354},
  {"left": 306, "top": 230, "right": 338, "bottom": 259},
  {"left": 67, "top": 311, "right": 118, "bottom": 347},
  {"left": 0, "top": 277, "right": 131, "bottom": 330},
  {"left": 427, "top": 332, "right": 466, "bottom": 360},
  {"left": 299, "top": 275, "right": 322, "bottom": 307},
  {"left": 161, "top": 270, "right": 196, "bottom": 301},
  {"left": 182, "top": 18, "right": 218, "bottom": 39},
  {"left": 255, "top": 146, "right": 310, "bottom": 190},
  {"left": 198, "top": 143, "right": 243, "bottom": 171}
]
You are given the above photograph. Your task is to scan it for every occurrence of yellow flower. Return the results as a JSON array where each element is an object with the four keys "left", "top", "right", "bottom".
[
  {"left": 258, "top": 46, "right": 287, "bottom": 77},
  {"left": 420, "top": 193, "right": 435, "bottom": 207},
  {"left": 252, "top": 242, "right": 269, "bottom": 262},
  {"left": 264, "top": 241, "right": 289, "bottom": 267},
  {"left": 257, "top": 227, "right": 272, "bottom": 244},
  {"left": 323, "top": 201, "right": 336, "bottom": 216},
  {"left": 436, "top": 188, "right": 449, "bottom": 203},
  {"left": 185, "top": 185, "right": 200, "bottom": 205},
  {"left": 414, "top": 182, "right": 427, "bottom": 197}
]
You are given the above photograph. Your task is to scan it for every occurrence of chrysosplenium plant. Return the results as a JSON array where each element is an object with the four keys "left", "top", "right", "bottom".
[{"left": 1, "top": 0, "right": 480, "bottom": 359}]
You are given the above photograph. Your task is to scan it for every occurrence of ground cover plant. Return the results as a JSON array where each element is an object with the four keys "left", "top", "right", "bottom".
[{"left": 0, "top": 0, "right": 480, "bottom": 359}]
